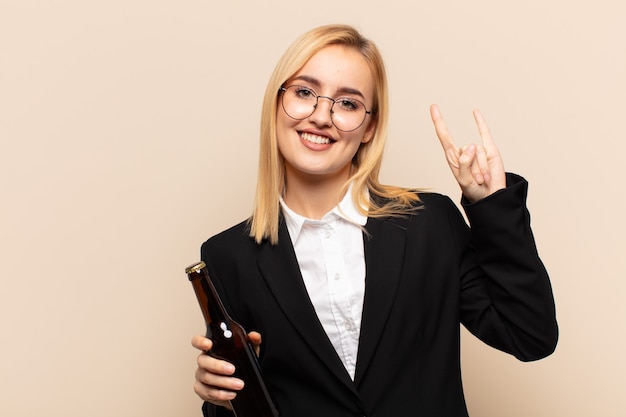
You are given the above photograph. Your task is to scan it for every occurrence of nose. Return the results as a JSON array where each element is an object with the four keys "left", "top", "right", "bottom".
[{"left": 308, "top": 96, "right": 334, "bottom": 127}]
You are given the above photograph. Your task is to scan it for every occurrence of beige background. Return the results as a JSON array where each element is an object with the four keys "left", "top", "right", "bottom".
[{"left": 1, "top": 0, "right": 624, "bottom": 416}]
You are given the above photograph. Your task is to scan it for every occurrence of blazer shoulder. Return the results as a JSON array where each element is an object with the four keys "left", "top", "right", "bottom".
[
  {"left": 201, "top": 219, "right": 258, "bottom": 259},
  {"left": 415, "top": 191, "right": 455, "bottom": 208},
  {"left": 401, "top": 191, "right": 469, "bottom": 236},
  {"left": 367, "top": 191, "right": 462, "bottom": 235},
  {"left": 373, "top": 190, "right": 456, "bottom": 214},
  {"left": 405, "top": 191, "right": 460, "bottom": 219}
]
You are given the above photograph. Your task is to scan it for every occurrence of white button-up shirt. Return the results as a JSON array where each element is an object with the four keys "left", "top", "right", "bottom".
[{"left": 280, "top": 188, "right": 367, "bottom": 380}]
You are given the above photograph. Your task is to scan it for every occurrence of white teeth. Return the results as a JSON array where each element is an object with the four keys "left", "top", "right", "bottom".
[{"left": 301, "top": 132, "right": 331, "bottom": 145}]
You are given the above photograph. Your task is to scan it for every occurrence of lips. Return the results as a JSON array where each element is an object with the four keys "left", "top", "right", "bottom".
[{"left": 300, "top": 131, "right": 335, "bottom": 145}]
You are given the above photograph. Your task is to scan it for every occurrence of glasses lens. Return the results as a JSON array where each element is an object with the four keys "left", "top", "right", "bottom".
[
  {"left": 281, "top": 85, "right": 368, "bottom": 132},
  {"left": 330, "top": 97, "right": 367, "bottom": 132},
  {"left": 282, "top": 86, "right": 317, "bottom": 120}
]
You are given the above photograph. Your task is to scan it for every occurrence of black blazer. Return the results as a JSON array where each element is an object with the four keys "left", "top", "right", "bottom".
[{"left": 200, "top": 174, "right": 558, "bottom": 417}]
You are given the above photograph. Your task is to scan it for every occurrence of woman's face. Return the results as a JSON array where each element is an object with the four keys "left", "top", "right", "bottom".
[{"left": 276, "top": 45, "right": 376, "bottom": 183}]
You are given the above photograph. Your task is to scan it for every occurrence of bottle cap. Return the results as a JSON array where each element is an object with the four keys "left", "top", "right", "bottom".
[{"left": 185, "top": 261, "right": 206, "bottom": 276}]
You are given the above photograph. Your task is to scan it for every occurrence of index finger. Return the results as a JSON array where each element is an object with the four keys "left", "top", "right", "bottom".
[{"left": 430, "top": 104, "right": 458, "bottom": 152}]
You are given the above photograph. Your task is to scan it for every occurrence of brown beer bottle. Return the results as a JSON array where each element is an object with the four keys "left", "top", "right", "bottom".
[{"left": 186, "top": 261, "right": 279, "bottom": 417}]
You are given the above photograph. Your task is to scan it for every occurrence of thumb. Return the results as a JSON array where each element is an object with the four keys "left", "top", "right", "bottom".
[{"left": 247, "top": 331, "right": 263, "bottom": 357}]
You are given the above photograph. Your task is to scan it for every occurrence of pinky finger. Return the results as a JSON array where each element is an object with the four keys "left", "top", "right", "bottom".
[{"left": 473, "top": 109, "right": 495, "bottom": 147}]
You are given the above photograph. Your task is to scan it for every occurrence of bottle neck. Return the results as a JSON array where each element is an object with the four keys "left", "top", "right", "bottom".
[{"left": 190, "top": 273, "right": 230, "bottom": 325}]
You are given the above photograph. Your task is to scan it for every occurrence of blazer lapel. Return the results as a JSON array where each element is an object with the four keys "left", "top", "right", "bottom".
[
  {"left": 256, "top": 220, "right": 358, "bottom": 392},
  {"left": 354, "top": 216, "right": 408, "bottom": 385}
]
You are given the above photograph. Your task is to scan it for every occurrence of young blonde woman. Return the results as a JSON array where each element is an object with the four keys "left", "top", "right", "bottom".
[{"left": 191, "top": 24, "right": 557, "bottom": 417}]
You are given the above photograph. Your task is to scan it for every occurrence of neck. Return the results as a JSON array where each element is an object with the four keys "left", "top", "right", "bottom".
[{"left": 283, "top": 168, "right": 350, "bottom": 220}]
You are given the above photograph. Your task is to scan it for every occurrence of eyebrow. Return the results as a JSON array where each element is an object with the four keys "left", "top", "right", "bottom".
[{"left": 291, "top": 75, "right": 366, "bottom": 99}]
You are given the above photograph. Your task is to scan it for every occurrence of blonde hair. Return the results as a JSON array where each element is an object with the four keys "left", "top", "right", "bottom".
[{"left": 249, "top": 24, "right": 420, "bottom": 244}]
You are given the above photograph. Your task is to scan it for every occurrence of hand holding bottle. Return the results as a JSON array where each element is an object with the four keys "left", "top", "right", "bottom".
[
  {"left": 191, "top": 332, "right": 263, "bottom": 409},
  {"left": 186, "top": 261, "right": 278, "bottom": 416}
]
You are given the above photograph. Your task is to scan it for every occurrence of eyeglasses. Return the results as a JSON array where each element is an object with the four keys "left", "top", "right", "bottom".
[{"left": 279, "top": 85, "right": 373, "bottom": 132}]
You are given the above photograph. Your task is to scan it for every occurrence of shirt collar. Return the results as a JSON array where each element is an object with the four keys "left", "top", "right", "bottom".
[{"left": 280, "top": 184, "right": 368, "bottom": 242}]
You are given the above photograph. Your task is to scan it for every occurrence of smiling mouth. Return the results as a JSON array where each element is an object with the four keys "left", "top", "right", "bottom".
[{"left": 300, "top": 132, "right": 335, "bottom": 145}]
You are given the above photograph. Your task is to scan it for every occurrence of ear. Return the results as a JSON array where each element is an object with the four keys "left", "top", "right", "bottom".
[{"left": 361, "top": 118, "right": 377, "bottom": 143}]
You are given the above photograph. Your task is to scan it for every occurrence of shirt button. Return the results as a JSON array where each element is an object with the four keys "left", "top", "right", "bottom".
[
  {"left": 334, "top": 273, "right": 341, "bottom": 280},
  {"left": 344, "top": 320, "right": 354, "bottom": 331}
]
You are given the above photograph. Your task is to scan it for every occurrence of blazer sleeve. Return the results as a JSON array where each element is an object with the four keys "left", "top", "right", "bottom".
[{"left": 457, "top": 173, "right": 558, "bottom": 361}]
